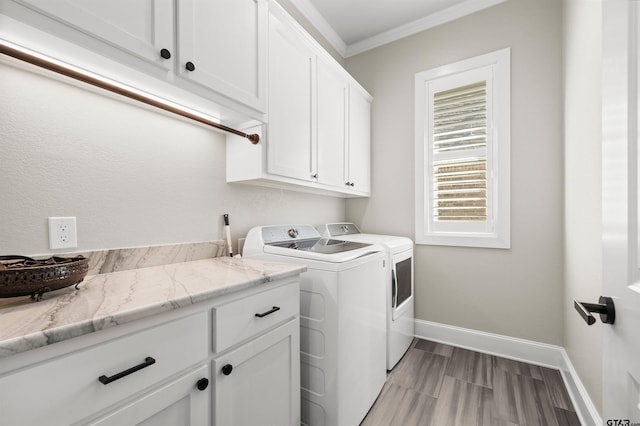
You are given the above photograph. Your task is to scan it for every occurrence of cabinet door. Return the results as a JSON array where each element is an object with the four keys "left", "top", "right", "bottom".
[
  {"left": 317, "top": 60, "right": 347, "bottom": 188},
  {"left": 267, "top": 10, "right": 316, "bottom": 182},
  {"left": 347, "top": 87, "right": 372, "bottom": 194},
  {"left": 12, "top": 0, "right": 174, "bottom": 68},
  {"left": 213, "top": 318, "right": 300, "bottom": 426},
  {"left": 177, "top": 0, "right": 267, "bottom": 112},
  {"left": 84, "top": 365, "right": 210, "bottom": 426}
]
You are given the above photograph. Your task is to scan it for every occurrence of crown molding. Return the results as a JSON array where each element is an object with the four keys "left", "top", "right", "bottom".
[
  {"left": 345, "top": 0, "right": 508, "bottom": 57},
  {"left": 283, "top": 0, "right": 348, "bottom": 57},
  {"left": 283, "top": 0, "right": 509, "bottom": 59}
]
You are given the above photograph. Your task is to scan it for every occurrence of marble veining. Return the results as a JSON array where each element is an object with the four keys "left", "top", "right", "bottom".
[
  {"left": 83, "top": 240, "right": 228, "bottom": 275},
  {"left": 0, "top": 257, "right": 304, "bottom": 358}
]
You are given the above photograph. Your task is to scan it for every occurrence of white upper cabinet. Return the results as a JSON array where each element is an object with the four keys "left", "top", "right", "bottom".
[
  {"left": 317, "top": 58, "right": 347, "bottom": 189},
  {"left": 8, "top": 0, "right": 174, "bottom": 69},
  {"left": 3, "top": 0, "right": 372, "bottom": 196},
  {"left": 226, "top": 1, "right": 372, "bottom": 197},
  {"left": 1, "top": 0, "right": 268, "bottom": 117},
  {"left": 347, "top": 86, "right": 372, "bottom": 194},
  {"left": 266, "top": 8, "right": 315, "bottom": 181},
  {"left": 178, "top": 0, "right": 267, "bottom": 112},
  {"left": 317, "top": 61, "right": 372, "bottom": 195}
]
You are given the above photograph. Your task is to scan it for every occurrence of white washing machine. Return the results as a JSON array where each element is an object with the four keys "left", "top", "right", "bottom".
[
  {"left": 243, "top": 225, "right": 387, "bottom": 426},
  {"left": 318, "top": 223, "right": 414, "bottom": 370}
]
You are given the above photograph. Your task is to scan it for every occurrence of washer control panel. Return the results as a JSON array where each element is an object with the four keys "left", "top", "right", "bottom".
[
  {"left": 261, "top": 225, "right": 320, "bottom": 244},
  {"left": 323, "top": 223, "right": 361, "bottom": 236}
]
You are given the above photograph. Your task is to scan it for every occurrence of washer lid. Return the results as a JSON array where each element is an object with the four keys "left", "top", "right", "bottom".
[
  {"left": 252, "top": 225, "right": 383, "bottom": 262},
  {"left": 267, "top": 238, "right": 370, "bottom": 254},
  {"left": 317, "top": 223, "right": 413, "bottom": 252},
  {"left": 263, "top": 241, "right": 382, "bottom": 262}
]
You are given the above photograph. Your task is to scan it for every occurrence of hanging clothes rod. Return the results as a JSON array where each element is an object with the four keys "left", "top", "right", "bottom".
[{"left": 0, "top": 42, "right": 260, "bottom": 144}]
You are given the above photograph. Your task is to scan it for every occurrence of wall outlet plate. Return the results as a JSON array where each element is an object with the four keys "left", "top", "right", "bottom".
[{"left": 48, "top": 217, "right": 77, "bottom": 249}]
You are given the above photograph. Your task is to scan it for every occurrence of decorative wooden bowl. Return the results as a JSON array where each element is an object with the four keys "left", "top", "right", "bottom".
[{"left": 0, "top": 255, "right": 89, "bottom": 301}]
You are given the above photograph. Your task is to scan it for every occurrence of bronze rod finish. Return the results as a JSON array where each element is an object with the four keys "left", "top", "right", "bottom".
[{"left": 0, "top": 43, "right": 260, "bottom": 144}]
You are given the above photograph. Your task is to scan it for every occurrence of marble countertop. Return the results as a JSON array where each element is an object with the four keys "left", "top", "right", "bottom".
[{"left": 0, "top": 257, "right": 305, "bottom": 359}]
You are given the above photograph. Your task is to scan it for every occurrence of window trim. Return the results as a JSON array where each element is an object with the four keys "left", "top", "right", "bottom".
[{"left": 415, "top": 48, "right": 510, "bottom": 249}]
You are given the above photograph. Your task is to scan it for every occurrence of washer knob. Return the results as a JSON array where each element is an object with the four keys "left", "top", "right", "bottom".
[{"left": 288, "top": 228, "right": 299, "bottom": 238}]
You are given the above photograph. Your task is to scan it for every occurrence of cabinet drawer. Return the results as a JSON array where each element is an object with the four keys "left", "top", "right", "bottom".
[
  {"left": 212, "top": 281, "right": 299, "bottom": 352},
  {"left": 0, "top": 312, "right": 207, "bottom": 426}
]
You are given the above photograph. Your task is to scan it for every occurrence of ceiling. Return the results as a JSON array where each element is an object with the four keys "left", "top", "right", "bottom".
[{"left": 286, "top": 0, "right": 508, "bottom": 57}]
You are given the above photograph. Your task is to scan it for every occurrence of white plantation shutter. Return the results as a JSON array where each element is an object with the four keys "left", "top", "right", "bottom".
[
  {"left": 432, "top": 81, "right": 488, "bottom": 222},
  {"left": 415, "top": 49, "right": 510, "bottom": 248},
  {"left": 433, "top": 157, "right": 487, "bottom": 221}
]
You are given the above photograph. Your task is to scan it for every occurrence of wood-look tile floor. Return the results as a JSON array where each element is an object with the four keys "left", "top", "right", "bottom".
[{"left": 361, "top": 339, "right": 581, "bottom": 426}]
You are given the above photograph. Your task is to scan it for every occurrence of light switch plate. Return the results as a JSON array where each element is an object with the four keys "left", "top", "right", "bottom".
[{"left": 48, "top": 217, "right": 77, "bottom": 249}]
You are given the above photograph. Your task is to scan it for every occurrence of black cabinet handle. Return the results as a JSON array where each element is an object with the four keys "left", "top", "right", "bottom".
[
  {"left": 574, "top": 296, "right": 615, "bottom": 326},
  {"left": 221, "top": 364, "right": 233, "bottom": 376},
  {"left": 160, "top": 48, "right": 171, "bottom": 60},
  {"left": 255, "top": 306, "right": 280, "bottom": 318},
  {"left": 185, "top": 61, "right": 196, "bottom": 72},
  {"left": 196, "top": 377, "right": 209, "bottom": 391},
  {"left": 98, "top": 356, "right": 156, "bottom": 385}
]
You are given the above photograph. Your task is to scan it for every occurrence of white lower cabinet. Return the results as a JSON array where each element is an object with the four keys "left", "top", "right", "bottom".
[
  {"left": 85, "top": 364, "right": 211, "bottom": 426},
  {"left": 0, "top": 312, "right": 208, "bottom": 426},
  {"left": 213, "top": 318, "right": 300, "bottom": 426},
  {"left": 0, "top": 278, "right": 300, "bottom": 426}
]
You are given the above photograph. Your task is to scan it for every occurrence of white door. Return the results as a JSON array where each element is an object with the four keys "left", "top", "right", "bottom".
[{"left": 602, "top": 0, "right": 640, "bottom": 421}]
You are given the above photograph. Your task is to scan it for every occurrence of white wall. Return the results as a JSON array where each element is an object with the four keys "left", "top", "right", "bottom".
[
  {"left": 345, "top": 0, "right": 565, "bottom": 345},
  {"left": 0, "top": 57, "right": 345, "bottom": 256},
  {"left": 563, "top": 0, "right": 603, "bottom": 413}
]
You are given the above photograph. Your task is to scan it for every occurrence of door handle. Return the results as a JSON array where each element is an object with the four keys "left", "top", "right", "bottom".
[
  {"left": 392, "top": 269, "right": 397, "bottom": 308},
  {"left": 574, "top": 296, "right": 615, "bottom": 325}
]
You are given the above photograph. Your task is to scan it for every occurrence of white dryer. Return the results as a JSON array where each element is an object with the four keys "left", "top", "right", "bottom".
[
  {"left": 243, "top": 225, "right": 386, "bottom": 426},
  {"left": 318, "top": 223, "right": 414, "bottom": 370}
]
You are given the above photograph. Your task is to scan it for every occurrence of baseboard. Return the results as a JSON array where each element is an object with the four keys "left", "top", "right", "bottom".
[{"left": 414, "top": 319, "right": 602, "bottom": 426}]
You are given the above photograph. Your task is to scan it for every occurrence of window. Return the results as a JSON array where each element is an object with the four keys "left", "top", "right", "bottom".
[{"left": 415, "top": 48, "right": 510, "bottom": 248}]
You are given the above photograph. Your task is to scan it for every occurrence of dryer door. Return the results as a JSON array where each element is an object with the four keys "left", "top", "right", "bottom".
[{"left": 391, "top": 249, "right": 413, "bottom": 320}]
